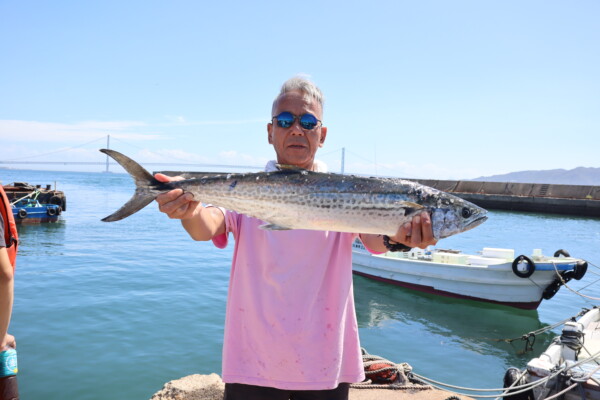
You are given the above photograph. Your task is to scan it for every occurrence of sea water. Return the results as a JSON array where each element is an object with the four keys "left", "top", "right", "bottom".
[{"left": 2, "top": 169, "right": 600, "bottom": 400}]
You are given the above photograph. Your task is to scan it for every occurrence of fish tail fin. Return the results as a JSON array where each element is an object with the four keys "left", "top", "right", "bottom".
[{"left": 100, "top": 149, "right": 160, "bottom": 222}]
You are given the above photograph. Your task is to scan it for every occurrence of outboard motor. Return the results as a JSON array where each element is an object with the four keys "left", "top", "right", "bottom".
[{"left": 560, "top": 321, "right": 584, "bottom": 362}]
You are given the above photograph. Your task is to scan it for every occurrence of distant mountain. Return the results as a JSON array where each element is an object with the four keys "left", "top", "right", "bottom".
[{"left": 473, "top": 167, "right": 600, "bottom": 186}]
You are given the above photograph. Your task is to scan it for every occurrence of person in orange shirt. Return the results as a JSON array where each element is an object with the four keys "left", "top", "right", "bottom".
[
  {"left": 0, "top": 186, "right": 18, "bottom": 399},
  {"left": 0, "top": 212, "right": 15, "bottom": 354}
]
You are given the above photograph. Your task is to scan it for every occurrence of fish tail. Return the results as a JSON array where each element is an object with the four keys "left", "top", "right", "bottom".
[{"left": 100, "top": 149, "right": 162, "bottom": 222}]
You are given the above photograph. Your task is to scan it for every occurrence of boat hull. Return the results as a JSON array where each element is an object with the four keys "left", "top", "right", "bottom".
[
  {"left": 352, "top": 247, "right": 580, "bottom": 310},
  {"left": 510, "top": 308, "right": 600, "bottom": 400},
  {"left": 352, "top": 269, "right": 542, "bottom": 310},
  {"left": 12, "top": 205, "right": 61, "bottom": 224}
]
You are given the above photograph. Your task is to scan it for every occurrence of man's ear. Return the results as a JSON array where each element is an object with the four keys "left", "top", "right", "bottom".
[
  {"left": 267, "top": 123, "right": 273, "bottom": 144},
  {"left": 319, "top": 126, "right": 327, "bottom": 147}
]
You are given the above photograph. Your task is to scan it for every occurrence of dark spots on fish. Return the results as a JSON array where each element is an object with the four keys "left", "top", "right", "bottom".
[{"left": 229, "top": 180, "right": 238, "bottom": 190}]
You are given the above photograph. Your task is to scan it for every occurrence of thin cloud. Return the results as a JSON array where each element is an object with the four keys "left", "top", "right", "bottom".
[{"left": 0, "top": 120, "right": 160, "bottom": 143}]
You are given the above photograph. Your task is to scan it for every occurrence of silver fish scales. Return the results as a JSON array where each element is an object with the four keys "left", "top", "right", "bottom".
[{"left": 100, "top": 149, "right": 487, "bottom": 239}]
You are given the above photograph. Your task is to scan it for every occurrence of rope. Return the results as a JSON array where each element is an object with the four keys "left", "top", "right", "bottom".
[
  {"left": 569, "top": 363, "right": 600, "bottom": 383},
  {"left": 580, "top": 344, "right": 600, "bottom": 365},
  {"left": 9, "top": 189, "right": 41, "bottom": 205},
  {"left": 411, "top": 370, "right": 558, "bottom": 398},
  {"left": 488, "top": 309, "right": 589, "bottom": 355},
  {"left": 354, "top": 318, "right": 600, "bottom": 399},
  {"left": 350, "top": 349, "right": 431, "bottom": 390},
  {"left": 351, "top": 382, "right": 432, "bottom": 390},
  {"left": 411, "top": 347, "right": 600, "bottom": 399},
  {"left": 542, "top": 383, "right": 578, "bottom": 400},
  {"left": 551, "top": 262, "right": 600, "bottom": 301},
  {"left": 578, "top": 276, "right": 600, "bottom": 293}
]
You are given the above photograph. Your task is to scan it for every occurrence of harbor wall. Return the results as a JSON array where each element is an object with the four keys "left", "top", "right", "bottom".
[{"left": 413, "top": 179, "right": 600, "bottom": 218}]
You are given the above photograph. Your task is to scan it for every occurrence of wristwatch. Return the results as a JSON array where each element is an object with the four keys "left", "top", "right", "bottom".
[{"left": 383, "top": 235, "right": 412, "bottom": 252}]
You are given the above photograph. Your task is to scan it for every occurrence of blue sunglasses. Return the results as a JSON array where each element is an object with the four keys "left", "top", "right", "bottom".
[{"left": 272, "top": 111, "right": 321, "bottom": 130}]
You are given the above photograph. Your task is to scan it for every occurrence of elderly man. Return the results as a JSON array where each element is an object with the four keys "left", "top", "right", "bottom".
[{"left": 155, "top": 77, "right": 436, "bottom": 400}]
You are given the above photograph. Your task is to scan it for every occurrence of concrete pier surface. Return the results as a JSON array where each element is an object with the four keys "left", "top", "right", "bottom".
[{"left": 149, "top": 373, "right": 473, "bottom": 400}]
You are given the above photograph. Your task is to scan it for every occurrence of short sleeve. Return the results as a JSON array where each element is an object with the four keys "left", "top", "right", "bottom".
[{"left": 209, "top": 206, "right": 230, "bottom": 249}]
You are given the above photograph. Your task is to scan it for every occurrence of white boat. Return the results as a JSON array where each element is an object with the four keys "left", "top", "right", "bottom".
[
  {"left": 503, "top": 307, "right": 600, "bottom": 400},
  {"left": 351, "top": 240, "right": 588, "bottom": 310}
]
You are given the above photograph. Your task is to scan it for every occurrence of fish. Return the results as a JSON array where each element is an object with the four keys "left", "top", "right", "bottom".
[{"left": 100, "top": 149, "right": 487, "bottom": 239}]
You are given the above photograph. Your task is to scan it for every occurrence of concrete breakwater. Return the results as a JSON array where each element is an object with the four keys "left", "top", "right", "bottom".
[
  {"left": 414, "top": 179, "right": 600, "bottom": 218},
  {"left": 158, "top": 171, "right": 600, "bottom": 218}
]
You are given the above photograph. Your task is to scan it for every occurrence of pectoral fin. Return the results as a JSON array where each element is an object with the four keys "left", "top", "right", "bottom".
[
  {"left": 400, "top": 201, "right": 425, "bottom": 216},
  {"left": 276, "top": 164, "right": 305, "bottom": 171},
  {"left": 259, "top": 223, "right": 292, "bottom": 231}
]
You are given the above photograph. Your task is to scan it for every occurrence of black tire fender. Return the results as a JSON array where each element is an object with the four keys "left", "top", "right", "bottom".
[
  {"left": 574, "top": 261, "right": 588, "bottom": 281},
  {"left": 17, "top": 209, "right": 27, "bottom": 219},
  {"left": 543, "top": 279, "right": 562, "bottom": 300},
  {"left": 554, "top": 249, "right": 571, "bottom": 258},
  {"left": 503, "top": 367, "right": 534, "bottom": 400},
  {"left": 49, "top": 195, "right": 66, "bottom": 211},
  {"left": 49, "top": 195, "right": 62, "bottom": 205},
  {"left": 512, "top": 255, "right": 536, "bottom": 278},
  {"left": 47, "top": 207, "right": 57, "bottom": 216}
]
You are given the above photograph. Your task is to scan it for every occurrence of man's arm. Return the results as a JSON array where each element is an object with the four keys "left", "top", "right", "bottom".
[
  {"left": 361, "top": 211, "right": 437, "bottom": 253},
  {"left": 0, "top": 247, "right": 14, "bottom": 350},
  {"left": 154, "top": 173, "right": 226, "bottom": 241}
]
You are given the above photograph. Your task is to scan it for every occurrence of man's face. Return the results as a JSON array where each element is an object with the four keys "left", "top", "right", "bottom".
[{"left": 267, "top": 90, "right": 327, "bottom": 170}]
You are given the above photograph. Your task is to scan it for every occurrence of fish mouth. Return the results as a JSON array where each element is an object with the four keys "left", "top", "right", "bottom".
[{"left": 464, "top": 215, "right": 488, "bottom": 232}]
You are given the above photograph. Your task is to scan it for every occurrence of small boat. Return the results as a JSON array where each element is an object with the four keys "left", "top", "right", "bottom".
[
  {"left": 503, "top": 307, "right": 600, "bottom": 400},
  {"left": 2, "top": 182, "right": 66, "bottom": 224},
  {"left": 11, "top": 198, "right": 62, "bottom": 224},
  {"left": 351, "top": 240, "right": 588, "bottom": 310},
  {"left": 2, "top": 182, "right": 66, "bottom": 211}
]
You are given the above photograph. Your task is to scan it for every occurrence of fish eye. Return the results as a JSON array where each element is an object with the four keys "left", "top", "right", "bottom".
[{"left": 461, "top": 207, "right": 472, "bottom": 218}]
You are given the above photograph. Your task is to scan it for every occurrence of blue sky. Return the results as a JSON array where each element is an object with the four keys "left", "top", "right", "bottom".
[{"left": 1, "top": 1, "right": 598, "bottom": 179}]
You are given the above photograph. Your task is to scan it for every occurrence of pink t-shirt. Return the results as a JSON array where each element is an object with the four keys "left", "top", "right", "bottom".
[{"left": 212, "top": 209, "right": 365, "bottom": 390}]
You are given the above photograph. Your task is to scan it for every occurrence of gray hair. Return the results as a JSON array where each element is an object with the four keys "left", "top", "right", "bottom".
[{"left": 272, "top": 76, "right": 324, "bottom": 115}]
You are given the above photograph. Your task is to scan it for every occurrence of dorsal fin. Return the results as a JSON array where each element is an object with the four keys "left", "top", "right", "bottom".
[{"left": 276, "top": 164, "right": 306, "bottom": 171}]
